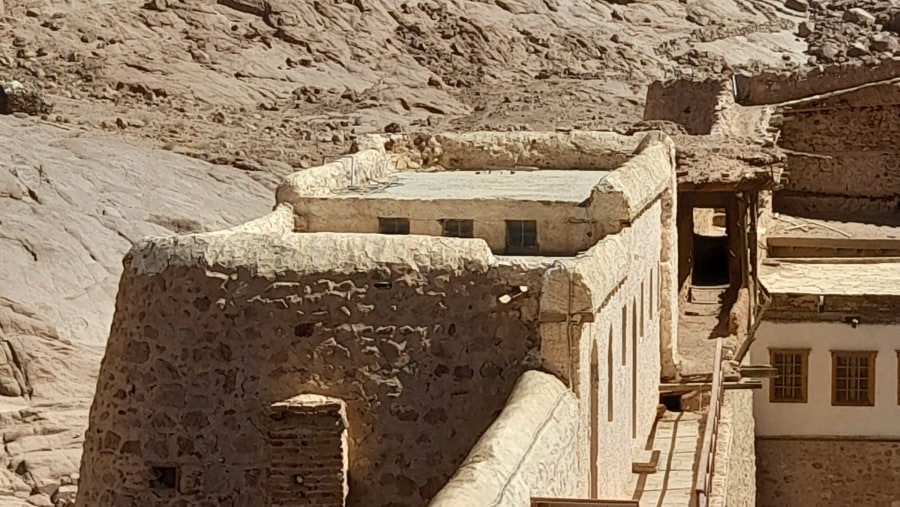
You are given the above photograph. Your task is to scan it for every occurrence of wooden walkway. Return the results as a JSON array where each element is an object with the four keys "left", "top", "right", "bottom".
[{"left": 630, "top": 410, "right": 703, "bottom": 507}]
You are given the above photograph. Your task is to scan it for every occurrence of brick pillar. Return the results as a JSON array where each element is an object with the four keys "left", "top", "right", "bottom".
[{"left": 267, "top": 395, "right": 349, "bottom": 507}]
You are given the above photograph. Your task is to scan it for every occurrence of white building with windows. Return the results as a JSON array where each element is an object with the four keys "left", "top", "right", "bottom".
[
  {"left": 751, "top": 261, "right": 900, "bottom": 506},
  {"left": 748, "top": 74, "right": 900, "bottom": 506}
]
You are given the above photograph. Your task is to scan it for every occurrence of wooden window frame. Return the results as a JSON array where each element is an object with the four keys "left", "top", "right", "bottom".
[
  {"left": 769, "top": 348, "right": 809, "bottom": 403},
  {"left": 505, "top": 220, "right": 538, "bottom": 254},
  {"left": 378, "top": 217, "right": 410, "bottom": 235},
  {"left": 440, "top": 219, "right": 474, "bottom": 238},
  {"left": 831, "top": 350, "right": 877, "bottom": 407}
]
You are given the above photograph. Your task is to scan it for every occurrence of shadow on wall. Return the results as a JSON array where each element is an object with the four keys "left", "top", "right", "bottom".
[{"left": 643, "top": 79, "right": 728, "bottom": 135}]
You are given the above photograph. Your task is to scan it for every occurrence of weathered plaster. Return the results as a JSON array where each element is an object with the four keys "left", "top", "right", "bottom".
[
  {"left": 709, "top": 389, "right": 756, "bottom": 507},
  {"left": 428, "top": 371, "right": 583, "bottom": 506}
]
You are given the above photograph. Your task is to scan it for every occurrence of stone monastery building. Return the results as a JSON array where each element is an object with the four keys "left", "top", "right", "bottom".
[
  {"left": 77, "top": 60, "right": 900, "bottom": 507},
  {"left": 77, "top": 129, "right": 680, "bottom": 507}
]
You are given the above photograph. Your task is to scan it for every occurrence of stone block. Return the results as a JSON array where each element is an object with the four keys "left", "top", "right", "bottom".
[{"left": 0, "top": 81, "right": 52, "bottom": 116}]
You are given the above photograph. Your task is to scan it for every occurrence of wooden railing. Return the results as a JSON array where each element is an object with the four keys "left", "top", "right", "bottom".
[{"left": 693, "top": 338, "right": 725, "bottom": 507}]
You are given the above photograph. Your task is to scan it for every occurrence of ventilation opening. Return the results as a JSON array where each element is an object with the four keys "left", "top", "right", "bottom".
[
  {"left": 373, "top": 281, "right": 392, "bottom": 290},
  {"left": 660, "top": 393, "right": 682, "bottom": 412},
  {"left": 294, "top": 323, "right": 315, "bottom": 337},
  {"left": 150, "top": 466, "right": 178, "bottom": 490}
]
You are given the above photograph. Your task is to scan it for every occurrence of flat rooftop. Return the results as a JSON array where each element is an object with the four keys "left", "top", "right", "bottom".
[
  {"left": 768, "top": 214, "right": 900, "bottom": 243},
  {"left": 760, "top": 260, "right": 900, "bottom": 296},
  {"left": 332, "top": 170, "right": 610, "bottom": 203}
]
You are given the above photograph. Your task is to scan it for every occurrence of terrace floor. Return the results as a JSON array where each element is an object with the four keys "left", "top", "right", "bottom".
[
  {"left": 676, "top": 285, "right": 739, "bottom": 378},
  {"left": 332, "top": 169, "right": 610, "bottom": 203},
  {"left": 631, "top": 410, "right": 703, "bottom": 507}
]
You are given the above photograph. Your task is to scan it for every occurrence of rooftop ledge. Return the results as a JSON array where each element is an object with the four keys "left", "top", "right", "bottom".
[
  {"left": 760, "top": 259, "right": 900, "bottom": 297},
  {"left": 275, "top": 130, "right": 676, "bottom": 232}
]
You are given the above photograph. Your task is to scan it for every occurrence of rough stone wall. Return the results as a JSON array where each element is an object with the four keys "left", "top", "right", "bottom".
[
  {"left": 766, "top": 293, "right": 900, "bottom": 323},
  {"left": 735, "top": 60, "right": 900, "bottom": 105},
  {"left": 708, "top": 389, "right": 756, "bottom": 507},
  {"left": 425, "top": 132, "right": 641, "bottom": 171},
  {"left": 428, "top": 371, "right": 583, "bottom": 506},
  {"left": 77, "top": 233, "right": 547, "bottom": 507},
  {"left": 643, "top": 79, "right": 724, "bottom": 135},
  {"left": 756, "top": 438, "right": 900, "bottom": 507},
  {"left": 774, "top": 84, "right": 900, "bottom": 220}
]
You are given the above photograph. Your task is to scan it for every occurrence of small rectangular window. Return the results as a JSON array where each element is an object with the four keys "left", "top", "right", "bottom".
[
  {"left": 378, "top": 217, "right": 409, "bottom": 235},
  {"left": 506, "top": 220, "right": 538, "bottom": 254},
  {"left": 769, "top": 349, "right": 809, "bottom": 403},
  {"left": 441, "top": 219, "right": 474, "bottom": 238},
  {"left": 832, "top": 351, "right": 876, "bottom": 406},
  {"left": 150, "top": 466, "right": 178, "bottom": 490}
]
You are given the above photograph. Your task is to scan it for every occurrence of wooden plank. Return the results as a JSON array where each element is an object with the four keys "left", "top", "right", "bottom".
[{"left": 531, "top": 499, "right": 639, "bottom": 507}]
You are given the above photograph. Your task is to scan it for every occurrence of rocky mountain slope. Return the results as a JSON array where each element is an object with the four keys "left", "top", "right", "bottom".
[{"left": 2, "top": 0, "right": 900, "bottom": 504}]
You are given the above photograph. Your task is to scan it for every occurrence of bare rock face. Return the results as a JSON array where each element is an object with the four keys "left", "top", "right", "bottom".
[
  {"left": 0, "top": 81, "right": 52, "bottom": 116},
  {"left": 0, "top": 115, "right": 273, "bottom": 505},
  {"left": 843, "top": 7, "right": 876, "bottom": 26},
  {"left": 785, "top": 0, "right": 809, "bottom": 13}
]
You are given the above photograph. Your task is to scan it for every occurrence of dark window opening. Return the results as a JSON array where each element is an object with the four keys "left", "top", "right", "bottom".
[
  {"left": 150, "top": 466, "right": 178, "bottom": 490},
  {"left": 373, "top": 281, "right": 392, "bottom": 290},
  {"left": 441, "top": 219, "right": 474, "bottom": 238},
  {"left": 378, "top": 217, "right": 410, "bottom": 235},
  {"left": 660, "top": 393, "right": 682, "bottom": 412},
  {"left": 691, "top": 208, "right": 729, "bottom": 286},
  {"left": 505, "top": 220, "right": 537, "bottom": 254},
  {"left": 294, "top": 323, "right": 315, "bottom": 337}
]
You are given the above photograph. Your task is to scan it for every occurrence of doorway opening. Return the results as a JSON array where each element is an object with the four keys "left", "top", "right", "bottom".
[
  {"left": 659, "top": 393, "right": 682, "bottom": 412},
  {"left": 691, "top": 207, "right": 729, "bottom": 287}
]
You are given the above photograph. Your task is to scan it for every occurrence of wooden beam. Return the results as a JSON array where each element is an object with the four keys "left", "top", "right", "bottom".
[{"left": 659, "top": 380, "right": 763, "bottom": 393}]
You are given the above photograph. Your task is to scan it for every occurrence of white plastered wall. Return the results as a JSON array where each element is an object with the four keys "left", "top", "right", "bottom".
[
  {"left": 752, "top": 321, "right": 900, "bottom": 437},
  {"left": 569, "top": 198, "right": 664, "bottom": 498}
]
